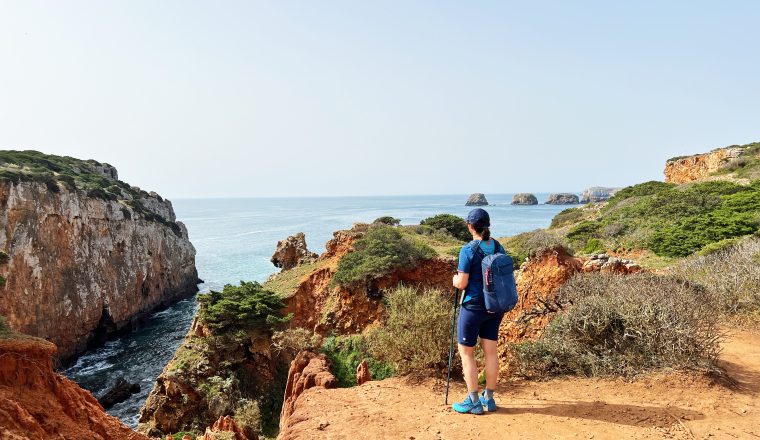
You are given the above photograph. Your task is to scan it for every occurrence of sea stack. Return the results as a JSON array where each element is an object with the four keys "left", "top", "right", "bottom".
[
  {"left": 512, "top": 193, "right": 538, "bottom": 205},
  {"left": 546, "top": 193, "right": 580, "bottom": 205},
  {"left": 580, "top": 187, "right": 619, "bottom": 203},
  {"left": 465, "top": 193, "right": 489, "bottom": 206}
]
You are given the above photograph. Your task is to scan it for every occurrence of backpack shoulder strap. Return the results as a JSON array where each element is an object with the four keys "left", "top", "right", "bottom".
[
  {"left": 470, "top": 240, "right": 485, "bottom": 258},
  {"left": 492, "top": 239, "right": 502, "bottom": 253}
]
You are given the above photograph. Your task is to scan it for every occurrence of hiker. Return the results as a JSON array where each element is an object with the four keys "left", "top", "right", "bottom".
[{"left": 451, "top": 208, "right": 507, "bottom": 414}]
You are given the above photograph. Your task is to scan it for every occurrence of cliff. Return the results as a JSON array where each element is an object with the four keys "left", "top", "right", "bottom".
[
  {"left": 664, "top": 143, "right": 759, "bottom": 184},
  {"left": 579, "top": 186, "right": 619, "bottom": 203},
  {"left": 0, "top": 333, "right": 148, "bottom": 440},
  {"left": 0, "top": 151, "right": 198, "bottom": 363}
]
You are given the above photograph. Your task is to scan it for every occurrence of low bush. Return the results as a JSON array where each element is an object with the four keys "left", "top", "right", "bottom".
[
  {"left": 420, "top": 214, "right": 470, "bottom": 242},
  {"left": 550, "top": 208, "right": 586, "bottom": 229},
  {"left": 234, "top": 399, "right": 262, "bottom": 439},
  {"left": 271, "top": 328, "right": 323, "bottom": 354},
  {"left": 366, "top": 285, "right": 452, "bottom": 374},
  {"left": 674, "top": 237, "right": 760, "bottom": 317},
  {"left": 373, "top": 216, "right": 401, "bottom": 226},
  {"left": 582, "top": 238, "right": 604, "bottom": 254},
  {"left": 508, "top": 273, "right": 721, "bottom": 378},
  {"left": 0, "top": 315, "right": 10, "bottom": 336},
  {"left": 332, "top": 227, "right": 435, "bottom": 286},
  {"left": 320, "top": 334, "right": 394, "bottom": 387},
  {"left": 502, "top": 230, "right": 573, "bottom": 266},
  {"left": 198, "top": 281, "right": 290, "bottom": 332}
]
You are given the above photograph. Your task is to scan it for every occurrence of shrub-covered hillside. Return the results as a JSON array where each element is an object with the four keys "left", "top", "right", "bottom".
[{"left": 548, "top": 179, "right": 760, "bottom": 258}]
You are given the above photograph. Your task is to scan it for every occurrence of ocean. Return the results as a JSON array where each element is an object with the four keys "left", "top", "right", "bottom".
[{"left": 63, "top": 194, "right": 572, "bottom": 427}]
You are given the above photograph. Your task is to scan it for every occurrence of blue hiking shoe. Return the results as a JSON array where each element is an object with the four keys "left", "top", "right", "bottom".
[
  {"left": 452, "top": 395, "right": 483, "bottom": 415},
  {"left": 480, "top": 391, "right": 497, "bottom": 412}
]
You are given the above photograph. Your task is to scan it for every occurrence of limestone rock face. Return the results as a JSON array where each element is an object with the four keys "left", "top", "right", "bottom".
[
  {"left": 546, "top": 193, "right": 579, "bottom": 205},
  {"left": 0, "top": 179, "right": 198, "bottom": 364},
  {"left": 0, "top": 337, "right": 148, "bottom": 440},
  {"left": 664, "top": 147, "right": 746, "bottom": 183},
  {"left": 580, "top": 187, "right": 619, "bottom": 203},
  {"left": 512, "top": 193, "right": 538, "bottom": 205},
  {"left": 271, "top": 233, "right": 318, "bottom": 271},
  {"left": 279, "top": 351, "right": 338, "bottom": 433},
  {"left": 465, "top": 193, "right": 489, "bottom": 206}
]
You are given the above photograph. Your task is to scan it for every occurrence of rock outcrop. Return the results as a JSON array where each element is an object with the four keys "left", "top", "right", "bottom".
[
  {"left": 356, "top": 360, "right": 371, "bottom": 386},
  {"left": 271, "top": 233, "right": 318, "bottom": 271},
  {"left": 280, "top": 225, "right": 457, "bottom": 336},
  {"left": 99, "top": 376, "right": 141, "bottom": 409},
  {"left": 0, "top": 335, "right": 148, "bottom": 440},
  {"left": 201, "top": 416, "right": 251, "bottom": 440},
  {"left": 512, "top": 193, "right": 538, "bottom": 205},
  {"left": 545, "top": 193, "right": 579, "bottom": 205},
  {"left": 279, "top": 351, "right": 338, "bottom": 435},
  {"left": 580, "top": 187, "right": 619, "bottom": 203},
  {"left": 0, "top": 153, "right": 198, "bottom": 363},
  {"left": 465, "top": 193, "right": 488, "bottom": 206},
  {"left": 581, "top": 253, "right": 642, "bottom": 274},
  {"left": 664, "top": 147, "right": 746, "bottom": 183}
]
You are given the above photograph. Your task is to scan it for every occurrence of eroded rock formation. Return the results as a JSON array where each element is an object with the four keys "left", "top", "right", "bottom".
[
  {"left": 545, "top": 193, "right": 579, "bottom": 205},
  {"left": 465, "top": 193, "right": 488, "bottom": 206},
  {"left": 356, "top": 360, "right": 371, "bottom": 386},
  {"left": 512, "top": 193, "right": 538, "bottom": 205},
  {"left": 201, "top": 416, "right": 251, "bottom": 440},
  {"left": 279, "top": 351, "right": 338, "bottom": 435},
  {"left": 271, "top": 233, "right": 318, "bottom": 271},
  {"left": 664, "top": 147, "right": 746, "bottom": 183},
  {"left": 0, "top": 174, "right": 198, "bottom": 363},
  {"left": 580, "top": 187, "right": 619, "bottom": 203},
  {"left": 0, "top": 336, "right": 148, "bottom": 440}
]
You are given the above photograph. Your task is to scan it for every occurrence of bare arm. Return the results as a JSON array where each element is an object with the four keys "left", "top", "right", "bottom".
[{"left": 452, "top": 271, "right": 469, "bottom": 290}]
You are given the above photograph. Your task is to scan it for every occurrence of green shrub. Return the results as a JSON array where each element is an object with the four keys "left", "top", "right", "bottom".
[
  {"left": 674, "top": 237, "right": 760, "bottom": 316},
  {"left": 648, "top": 211, "right": 758, "bottom": 257},
  {"left": 420, "top": 214, "right": 470, "bottom": 242},
  {"left": 234, "top": 399, "right": 262, "bottom": 439},
  {"left": 605, "top": 181, "right": 675, "bottom": 208},
  {"left": 332, "top": 227, "right": 435, "bottom": 286},
  {"left": 0, "top": 251, "right": 8, "bottom": 264},
  {"left": 320, "top": 335, "right": 394, "bottom": 387},
  {"left": 550, "top": 208, "right": 585, "bottom": 228},
  {"left": 697, "top": 237, "right": 743, "bottom": 256},
  {"left": 366, "top": 285, "right": 452, "bottom": 374},
  {"left": 374, "top": 216, "right": 401, "bottom": 226},
  {"left": 567, "top": 221, "right": 601, "bottom": 244},
  {"left": 509, "top": 273, "right": 720, "bottom": 378},
  {"left": 502, "top": 230, "right": 572, "bottom": 266},
  {"left": 271, "top": 328, "right": 323, "bottom": 354},
  {"left": 0, "top": 275, "right": 5, "bottom": 288},
  {"left": 198, "top": 281, "right": 289, "bottom": 332},
  {"left": 582, "top": 238, "right": 605, "bottom": 254},
  {"left": 0, "top": 315, "right": 11, "bottom": 336}
]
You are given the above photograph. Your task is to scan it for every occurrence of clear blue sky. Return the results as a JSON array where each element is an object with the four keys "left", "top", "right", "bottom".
[{"left": 1, "top": 1, "right": 758, "bottom": 198}]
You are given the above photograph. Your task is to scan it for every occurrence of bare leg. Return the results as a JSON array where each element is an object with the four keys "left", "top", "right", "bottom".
[
  {"left": 480, "top": 338, "right": 498, "bottom": 391},
  {"left": 458, "top": 343, "right": 478, "bottom": 393}
]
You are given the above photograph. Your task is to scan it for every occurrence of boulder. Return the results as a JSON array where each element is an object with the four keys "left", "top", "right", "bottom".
[
  {"left": 356, "top": 360, "right": 371, "bottom": 385},
  {"left": 511, "top": 193, "right": 538, "bottom": 205},
  {"left": 271, "top": 233, "right": 318, "bottom": 271},
  {"left": 545, "top": 193, "right": 579, "bottom": 205},
  {"left": 580, "top": 187, "right": 619, "bottom": 203},
  {"left": 98, "top": 377, "right": 140, "bottom": 409},
  {"left": 280, "top": 351, "right": 338, "bottom": 432},
  {"left": 465, "top": 193, "right": 489, "bottom": 206}
]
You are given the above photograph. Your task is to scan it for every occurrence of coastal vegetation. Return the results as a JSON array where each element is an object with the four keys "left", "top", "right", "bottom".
[
  {"left": 419, "top": 213, "right": 470, "bottom": 242},
  {"left": 332, "top": 226, "right": 436, "bottom": 286},
  {"left": 509, "top": 273, "right": 720, "bottom": 378},
  {"left": 320, "top": 335, "right": 394, "bottom": 387},
  {"left": 197, "top": 281, "right": 290, "bottom": 333}
]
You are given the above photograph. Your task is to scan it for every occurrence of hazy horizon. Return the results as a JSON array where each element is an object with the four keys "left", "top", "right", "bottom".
[{"left": 2, "top": 1, "right": 759, "bottom": 199}]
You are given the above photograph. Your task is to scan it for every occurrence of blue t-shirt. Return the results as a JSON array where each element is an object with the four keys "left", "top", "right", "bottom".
[{"left": 457, "top": 239, "right": 504, "bottom": 310}]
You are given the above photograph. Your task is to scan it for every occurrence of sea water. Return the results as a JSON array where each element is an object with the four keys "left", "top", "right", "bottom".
[{"left": 64, "top": 194, "right": 571, "bottom": 427}]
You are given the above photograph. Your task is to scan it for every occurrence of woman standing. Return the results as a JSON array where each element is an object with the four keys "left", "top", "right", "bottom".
[{"left": 451, "top": 208, "right": 506, "bottom": 414}]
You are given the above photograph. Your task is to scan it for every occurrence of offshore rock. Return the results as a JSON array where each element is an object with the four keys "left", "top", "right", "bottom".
[
  {"left": 465, "top": 193, "right": 489, "bottom": 206},
  {"left": 0, "top": 176, "right": 198, "bottom": 364},
  {"left": 545, "top": 193, "right": 579, "bottom": 205},
  {"left": 512, "top": 193, "right": 538, "bottom": 205},
  {"left": 271, "top": 232, "right": 318, "bottom": 271},
  {"left": 664, "top": 147, "right": 746, "bottom": 183},
  {"left": 279, "top": 351, "right": 338, "bottom": 434},
  {"left": 99, "top": 376, "right": 141, "bottom": 409},
  {"left": 580, "top": 187, "right": 619, "bottom": 203},
  {"left": 0, "top": 336, "right": 148, "bottom": 440}
]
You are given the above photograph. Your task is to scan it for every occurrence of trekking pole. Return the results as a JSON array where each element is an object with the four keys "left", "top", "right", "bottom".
[{"left": 445, "top": 287, "right": 459, "bottom": 405}]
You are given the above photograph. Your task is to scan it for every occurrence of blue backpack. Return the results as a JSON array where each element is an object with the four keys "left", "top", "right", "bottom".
[{"left": 471, "top": 240, "right": 519, "bottom": 314}]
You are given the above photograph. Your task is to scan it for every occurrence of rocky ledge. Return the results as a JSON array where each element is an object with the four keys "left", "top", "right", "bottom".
[
  {"left": 465, "top": 193, "right": 489, "bottom": 206},
  {"left": 664, "top": 145, "right": 750, "bottom": 184},
  {"left": 0, "top": 151, "right": 199, "bottom": 363},
  {"left": 512, "top": 193, "right": 538, "bottom": 205},
  {"left": 271, "top": 233, "right": 318, "bottom": 271},
  {"left": 580, "top": 187, "right": 619, "bottom": 203},
  {"left": 546, "top": 193, "right": 579, "bottom": 205}
]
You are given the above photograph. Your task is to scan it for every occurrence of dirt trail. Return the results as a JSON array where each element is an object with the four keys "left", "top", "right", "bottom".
[{"left": 279, "top": 330, "right": 760, "bottom": 439}]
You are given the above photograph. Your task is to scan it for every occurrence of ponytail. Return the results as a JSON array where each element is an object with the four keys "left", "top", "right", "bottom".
[{"left": 474, "top": 225, "right": 490, "bottom": 241}]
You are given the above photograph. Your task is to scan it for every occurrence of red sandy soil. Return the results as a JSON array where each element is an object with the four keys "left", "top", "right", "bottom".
[{"left": 278, "top": 330, "right": 760, "bottom": 439}]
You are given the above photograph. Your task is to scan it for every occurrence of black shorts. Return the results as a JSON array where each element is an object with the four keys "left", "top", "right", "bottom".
[{"left": 457, "top": 306, "right": 505, "bottom": 347}]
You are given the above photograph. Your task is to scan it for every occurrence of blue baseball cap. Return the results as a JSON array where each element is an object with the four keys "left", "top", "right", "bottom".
[{"left": 466, "top": 208, "right": 490, "bottom": 228}]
